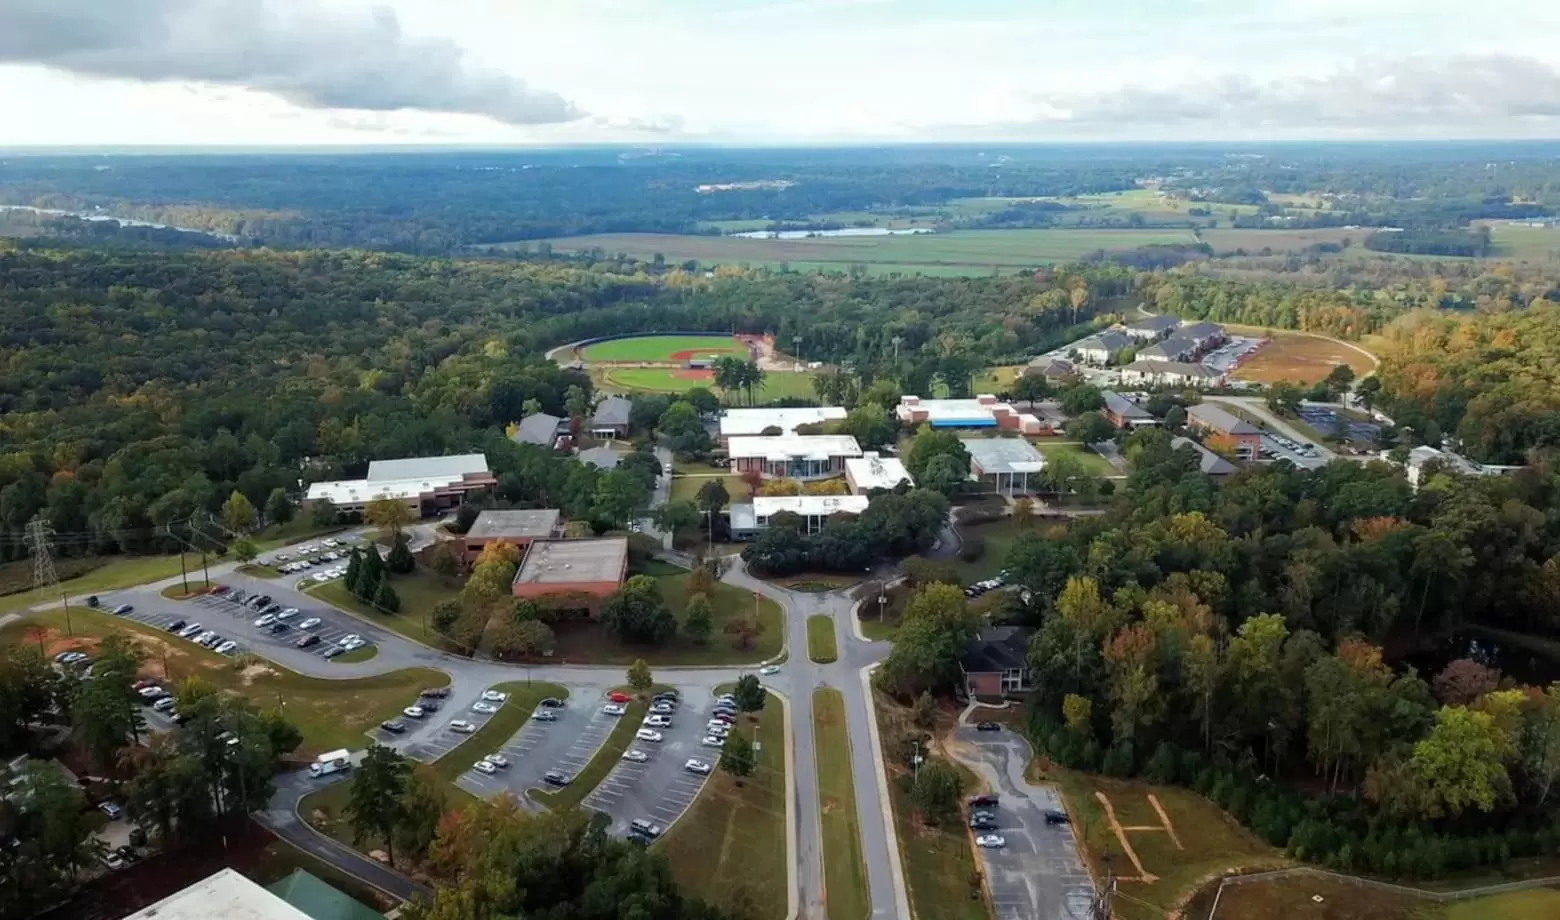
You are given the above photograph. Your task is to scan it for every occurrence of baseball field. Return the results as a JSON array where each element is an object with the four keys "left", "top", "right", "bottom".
[
  {"left": 577, "top": 334, "right": 750, "bottom": 363},
  {"left": 599, "top": 366, "right": 819, "bottom": 400}
]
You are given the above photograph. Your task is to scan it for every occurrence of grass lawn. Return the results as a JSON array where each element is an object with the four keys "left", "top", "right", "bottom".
[
  {"left": 528, "top": 694, "right": 647, "bottom": 810},
  {"left": 1195, "top": 872, "right": 1560, "bottom": 920},
  {"left": 807, "top": 615, "right": 838, "bottom": 663},
  {"left": 949, "top": 518, "right": 1022, "bottom": 582},
  {"left": 1048, "top": 768, "right": 1284, "bottom": 920},
  {"left": 548, "top": 571, "right": 783, "bottom": 665},
  {"left": 308, "top": 567, "right": 460, "bottom": 653},
  {"left": 660, "top": 691, "right": 788, "bottom": 918},
  {"left": 601, "top": 365, "right": 820, "bottom": 404},
  {"left": 0, "top": 555, "right": 193, "bottom": 614},
  {"left": 580, "top": 334, "right": 749, "bottom": 362},
  {"left": 251, "top": 521, "right": 353, "bottom": 551},
  {"left": 160, "top": 580, "right": 213, "bottom": 599},
  {"left": 432, "top": 682, "right": 569, "bottom": 784},
  {"left": 814, "top": 689, "right": 869, "bottom": 920},
  {"left": 670, "top": 474, "right": 749, "bottom": 508},
  {"left": 973, "top": 365, "right": 1024, "bottom": 394},
  {"left": 1220, "top": 325, "right": 1379, "bottom": 386},
  {"left": 331, "top": 645, "right": 378, "bottom": 664},
  {"left": 238, "top": 564, "right": 282, "bottom": 579},
  {"left": 0, "top": 608, "right": 446, "bottom": 756},
  {"left": 859, "top": 619, "right": 899, "bottom": 642},
  {"left": 1034, "top": 441, "right": 1115, "bottom": 476},
  {"left": 873, "top": 692, "right": 989, "bottom": 920}
]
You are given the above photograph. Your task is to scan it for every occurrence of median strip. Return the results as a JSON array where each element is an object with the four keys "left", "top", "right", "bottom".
[
  {"left": 807, "top": 614, "right": 839, "bottom": 663},
  {"left": 814, "top": 688, "right": 869, "bottom": 920}
]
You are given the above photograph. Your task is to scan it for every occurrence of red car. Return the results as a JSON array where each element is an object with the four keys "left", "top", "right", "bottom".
[{"left": 609, "top": 691, "right": 632, "bottom": 703}]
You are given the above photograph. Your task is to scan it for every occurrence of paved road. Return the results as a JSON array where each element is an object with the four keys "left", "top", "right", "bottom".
[{"left": 948, "top": 723, "right": 1095, "bottom": 920}]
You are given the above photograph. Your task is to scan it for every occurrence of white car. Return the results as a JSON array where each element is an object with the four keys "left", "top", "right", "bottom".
[
  {"left": 635, "top": 728, "right": 663, "bottom": 743},
  {"left": 700, "top": 735, "right": 724, "bottom": 747},
  {"left": 759, "top": 665, "right": 780, "bottom": 676},
  {"left": 298, "top": 617, "right": 322, "bottom": 630},
  {"left": 449, "top": 720, "right": 476, "bottom": 733},
  {"left": 473, "top": 759, "right": 497, "bottom": 775},
  {"left": 152, "top": 696, "right": 177, "bottom": 712},
  {"left": 340, "top": 638, "right": 367, "bottom": 651},
  {"left": 602, "top": 703, "right": 627, "bottom": 716},
  {"left": 481, "top": 690, "right": 509, "bottom": 702},
  {"left": 472, "top": 702, "right": 500, "bottom": 715},
  {"left": 215, "top": 641, "right": 238, "bottom": 655},
  {"left": 650, "top": 703, "right": 675, "bottom": 715},
  {"left": 643, "top": 714, "right": 672, "bottom": 728},
  {"left": 483, "top": 754, "right": 509, "bottom": 768},
  {"left": 684, "top": 759, "right": 712, "bottom": 775},
  {"left": 403, "top": 706, "right": 426, "bottom": 719},
  {"left": 622, "top": 749, "right": 650, "bottom": 763},
  {"left": 137, "top": 686, "right": 165, "bottom": 700},
  {"left": 277, "top": 608, "right": 299, "bottom": 620},
  {"left": 975, "top": 835, "right": 1006, "bottom": 848},
  {"left": 337, "top": 634, "right": 362, "bottom": 646},
  {"left": 254, "top": 614, "right": 276, "bottom": 628}
]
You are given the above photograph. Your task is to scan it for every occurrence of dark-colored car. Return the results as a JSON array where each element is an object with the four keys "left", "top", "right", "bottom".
[
  {"left": 418, "top": 700, "right": 440, "bottom": 713},
  {"left": 968, "top": 794, "right": 999, "bottom": 809},
  {"left": 970, "top": 815, "right": 998, "bottom": 829},
  {"left": 166, "top": 620, "right": 187, "bottom": 633},
  {"left": 210, "top": 584, "right": 229, "bottom": 595},
  {"left": 250, "top": 595, "right": 272, "bottom": 609},
  {"left": 653, "top": 690, "right": 680, "bottom": 702},
  {"left": 112, "top": 604, "right": 134, "bottom": 616},
  {"left": 539, "top": 697, "right": 565, "bottom": 708},
  {"left": 975, "top": 721, "right": 1001, "bottom": 732},
  {"left": 543, "top": 771, "right": 570, "bottom": 787},
  {"left": 86, "top": 595, "right": 100, "bottom": 608},
  {"left": 1044, "top": 809, "right": 1070, "bottom": 825},
  {"left": 420, "top": 687, "right": 451, "bottom": 698},
  {"left": 295, "top": 634, "right": 321, "bottom": 649},
  {"left": 268, "top": 621, "right": 289, "bottom": 633},
  {"left": 379, "top": 720, "right": 407, "bottom": 734}
]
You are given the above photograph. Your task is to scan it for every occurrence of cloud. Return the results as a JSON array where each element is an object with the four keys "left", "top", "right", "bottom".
[
  {"left": 0, "top": 0, "right": 581, "bottom": 125},
  {"left": 1039, "top": 54, "right": 1560, "bottom": 129}
]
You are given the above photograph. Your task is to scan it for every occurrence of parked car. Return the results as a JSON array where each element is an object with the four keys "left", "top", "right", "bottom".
[
  {"left": 112, "top": 604, "right": 133, "bottom": 615},
  {"left": 449, "top": 720, "right": 476, "bottom": 733},
  {"left": 268, "top": 622, "right": 289, "bottom": 634},
  {"left": 481, "top": 690, "right": 509, "bottom": 702},
  {"left": 635, "top": 728, "right": 663, "bottom": 743},
  {"left": 608, "top": 691, "right": 632, "bottom": 703},
  {"left": 653, "top": 690, "right": 681, "bottom": 702},
  {"left": 215, "top": 641, "right": 238, "bottom": 655},
  {"left": 602, "top": 703, "right": 627, "bottom": 716},
  {"left": 629, "top": 819, "right": 663, "bottom": 839},
  {"left": 543, "top": 770, "right": 570, "bottom": 786},
  {"left": 472, "top": 702, "right": 500, "bottom": 715},
  {"left": 623, "top": 749, "right": 649, "bottom": 763},
  {"left": 254, "top": 614, "right": 277, "bottom": 628},
  {"left": 684, "top": 759, "right": 712, "bottom": 775},
  {"left": 276, "top": 608, "right": 299, "bottom": 620},
  {"left": 336, "top": 634, "right": 362, "bottom": 647},
  {"left": 297, "top": 616, "right": 323, "bottom": 630},
  {"left": 968, "top": 794, "right": 999, "bottom": 808},
  {"left": 402, "top": 706, "right": 426, "bottom": 719},
  {"left": 700, "top": 735, "right": 724, "bottom": 747},
  {"left": 975, "top": 835, "right": 1006, "bottom": 848},
  {"left": 165, "top": 619, "right": 187, "bottom": 633},
  {"left": 483, "top": 754, "right": 509, "bottom": 768},
  {"left": 98, "top": 802, "right": 123, "bottom": 820},
  {"left": 533, "top": 710, "right": 558, "bottom": 722},
  {"left": 379, "top": 720, "right": 407, "bottom": 734},
  {"left": 1044, "top": 809, "right": 1070, "bottom": 825},
  {"left": 472, "top": 760, "right": 497, "bottom": 775},
  {"left": 643, "top": 714, "right": 673, "bottom": 728},
  {"left": 321, "top": 646, "right": 345, "bottom": 659},
  {"left": 538, "top": 697, "right": 565, "bottom": 708},
  {"left": 295, "top": 634, "right": 321, "bottom": 649},
  {"left": 421, "top": 687, "right": 451, "bottom": 698},
  {"left": 975, "top": 721, "right": 1001, "bottom": 732}
]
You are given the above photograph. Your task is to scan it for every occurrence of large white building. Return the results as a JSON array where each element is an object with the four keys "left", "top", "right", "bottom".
[
  {"left": 729, "top": 494, "right": 871, "bottom": 537},
  {"left": 845, "top": 452, "right": 914, "bottom": 494},
  {"left": 119, "top": 869, "right": 313, "bottom": 920},
  {"left": 895, "top": 395, "right": 1045, "bottom": 434},
  {"left": 305, "top": 453, "right": 496, "bottom": 515},
  {"left": 719, "top": 406, "right": 848, "bottom": 439},
  {"left": 728, "top": 434, "right": 862, "bottom": 480}
]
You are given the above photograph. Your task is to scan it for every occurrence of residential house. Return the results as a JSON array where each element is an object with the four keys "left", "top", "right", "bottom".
[
  {"left": 589, "top": 396, "right": 633, "bottom": 439},
  {"left": 512, "top": 413, "right": 566, "bottom": 447},
  {"left": 1022, "top": 356, "right": 1079, "bottom": 382},
  {"left": 1185, "top": 403, "right": 1261, "bottom": 459},
  {"left": 961, "top": 626, "right": 1035, "bottom": 698},
  {"left": 1177, "top": 321, "right": 1227, "bottom": 352},
  {"left": 1101, "top": 391, "right": 1158, "bottom": 429},
  {"left": 1136, "top": 335, "right": 1200, "bottom": 363},
  {"left": 1172, "top": 437, "right": 1237, "bottom": 480},
  {"left": 1072, "top": 330, "right": 1133, "bottom": 366}
]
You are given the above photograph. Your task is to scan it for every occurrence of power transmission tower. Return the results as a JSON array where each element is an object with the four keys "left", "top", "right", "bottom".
[{"left": 25, "top": 518, "right": 73, "bottom": 636}]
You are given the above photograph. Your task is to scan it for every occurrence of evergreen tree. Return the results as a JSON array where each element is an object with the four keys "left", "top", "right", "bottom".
[
  {"left": 387, "top": 534, "right": 416, "bottom": 574},
  {"left": 373, "top": 576, "right": 401, "bottom": 613}
]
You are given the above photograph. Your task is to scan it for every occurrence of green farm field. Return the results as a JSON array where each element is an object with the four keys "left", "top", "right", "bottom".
[
  {"left": 578, "top": 334, "right": 749, "bottom": 362},
  {"left": 542, "top": 229, "right": 1197, "bottom": 272}
]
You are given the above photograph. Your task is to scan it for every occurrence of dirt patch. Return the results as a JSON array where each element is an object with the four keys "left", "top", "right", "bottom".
[{"left": 239, "top": 663, "right": 278, "bottom": 684}]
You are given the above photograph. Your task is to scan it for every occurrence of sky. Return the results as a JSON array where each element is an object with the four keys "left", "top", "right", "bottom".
[{"left": 3, "top": 0, "right": 1560, "bottom": 146}]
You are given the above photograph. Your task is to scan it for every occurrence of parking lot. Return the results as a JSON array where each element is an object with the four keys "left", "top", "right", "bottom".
[
  {"left": 581, "top": 694, "right": 719, "bottom": 838},
  {"left": 455, "top": 699, "right": 613, "bottom": 801},
  {"left": 1296, "top": 404, "right": 1381, "bottom": 443},
  {"left": 1259, "top": 433, "right": 1326, "bottom": 469},
  {"left": 955, "top": 726, "right": 1095, "bottom": 920},
  {"left": 133, "top": 587, "right": 378, "bottom": 662},
  {"left": 1202, "top": 335, "right": 1264, "bottom": 373}
]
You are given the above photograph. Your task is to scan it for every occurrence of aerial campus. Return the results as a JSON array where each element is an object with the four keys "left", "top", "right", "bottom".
[{"left": 7, "top": 8, "right": 1560, "bottom": 919}]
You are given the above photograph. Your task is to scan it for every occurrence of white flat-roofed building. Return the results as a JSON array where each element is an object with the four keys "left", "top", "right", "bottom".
[
  {"left": 719, "top": 406, "right": 847, "bottom": 439},
  {"left": 118, "top": 869, "right": 313, "bottom": 920},
  {"left": 896, "top": 395, "right": 1045, "bottom": 435},
  {"left": 845, "top": 452, "right": 914, "bottom": 494},
  {"left": 728, "top": 434, "right": 862, "bottom": 480},
  {"left": 962, "top": 437, "right": 1046, "bottom": 497},
  {"left": 306, "top": 453, "right": 495, "bottom": 516},
  {"left": 729, "top": 494, "right": 871, "bottom": 537}
]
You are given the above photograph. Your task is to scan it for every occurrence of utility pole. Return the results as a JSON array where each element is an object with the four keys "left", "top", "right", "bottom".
[
  {"left": 26, "top": 518, "right": 71, "bottom": 636},
  {"left": 1092, "top": 872, "right": 1116, "bottom": 920}
]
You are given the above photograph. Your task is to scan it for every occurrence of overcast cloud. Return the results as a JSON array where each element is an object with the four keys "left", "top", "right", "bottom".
[
  {"left": 1, "top": 0, "right": 1559, "bottom": 145},
  {"left": 0, "top": 0, "right": 580, "bottom": 126}
]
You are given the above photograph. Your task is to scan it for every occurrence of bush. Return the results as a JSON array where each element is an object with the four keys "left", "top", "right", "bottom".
[
  {"left": 958, "top": 533, "right": 985, "bottom": 563},
  {"left": 1144, "top": 742, "right": 1179, "bottom": 784},
  {"left": 1101, "top": 741, "right": 1135, "bottom": 777}
]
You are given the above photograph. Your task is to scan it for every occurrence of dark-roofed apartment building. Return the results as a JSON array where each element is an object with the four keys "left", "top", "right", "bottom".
[
  {"left": 1186, "top": 403, "right": 1261, "bottom": 459},
  {"left": 1172, "top": 436, "right": 1238, "bottom": 480},
  {"left": 459, "top": 509, "right": 562, "bottom": 564},
  {"left": 589, "top": 396, "right": 633, "bottom": 439},
  {"left": 1073, "top": 330, "right": 1133, "bottom": 366},
  {"left": 961, "top": 626, "right": 1035, "bottom": 698},
  {"left": 1137, "top": 336, "right": 1200, "bottom": 363},
  {"left": 1122, "top": 314, "right": 1181, "bottom": 342},
  {"left": 1101, "top": 391, "right": 1158, "bottom": 429}
]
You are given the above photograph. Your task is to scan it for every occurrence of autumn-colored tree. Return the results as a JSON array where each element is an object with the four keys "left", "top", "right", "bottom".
[
  {"left": 1103, "top": 624, "right": 1163, "bottom": 742},
  {"left": 1012, "top": 497, "right": 1036, "bottom": 529},
  {"left": 1062, "top": 693, "right": 1093, "bottom": 738}
]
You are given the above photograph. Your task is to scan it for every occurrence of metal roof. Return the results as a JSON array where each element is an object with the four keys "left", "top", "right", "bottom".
[
  {"left": 1102, "top": 391, "right": 1153, "bottom": 420},
  {"left": 513, "top": 413, "right": 565, "bottom": 446},
  {"left": 365, "top": 453, "right": 488, "bottom": 483},
  {"left": 961, "top": 437, "right": 1047, "bottom": 474},
  {"left": 1187, "top": 403, "right": 1260, "bottom": 435},
  {"left": 591, "top": 396, "right": 633, "bottom": 428}
]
